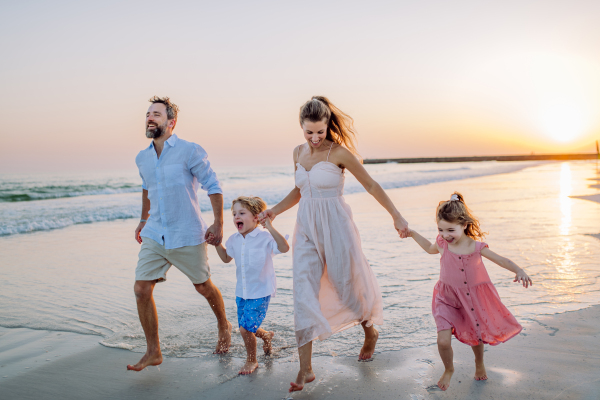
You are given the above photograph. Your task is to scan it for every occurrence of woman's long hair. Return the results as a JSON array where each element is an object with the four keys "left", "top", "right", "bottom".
[
  {"left": 436, "top": 192, "right": 486, "bottom": 240},
  {"left": 299, "top": 96, "right": 360, "bottom": 159}
]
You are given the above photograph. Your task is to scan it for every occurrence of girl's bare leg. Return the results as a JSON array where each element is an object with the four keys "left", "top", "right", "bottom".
[
  {"left": 472, "top": 342, "right": 487, "bottom": 380},
  {"left": 289, "top": 341, "right": 316, "bottom": 392},
  {"left": 239, "top": 327, "right": 258, "bottom": 375},
  {"left": 359, "top": 321, "right": 379, "bottom": 360},
  {"left": 255, "top": 328, "right": 275, "bottom": 355},
  {"left": 437, "top": 329, "right": 454, "bottom": 391}
]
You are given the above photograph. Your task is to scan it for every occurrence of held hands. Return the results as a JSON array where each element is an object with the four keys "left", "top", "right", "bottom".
[
  {"left": 134, "top": 221, "right": 146, "bottom": 244},
  {"left": 205, "top": 223, "right": 223, "bottom": 246},
  {"left": 394, "top": 215, "right": 410, "bottom": 239},
  {"left": 514, "top": 269, "right": 533, "bottom": 288},
  {"left": 258, "top": 209, "right": 275, "bottom": 225}
]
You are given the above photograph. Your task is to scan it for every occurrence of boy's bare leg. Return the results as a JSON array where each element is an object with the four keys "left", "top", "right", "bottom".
[
  {"left": 472, "top": 342, "right": 488, "bottom": 380},
  {"left": 194, "top": 279, "right": 232, "bottom": 354},
  {"left": 289, "top": 341, "right": 316, "bottom": 392},
  {"left": 437, "top": 329, "right": 454, "bottom": 391},
  {"left": 359, "top": 321, "right": 379, "bottom": 360},
  {"left": 127, "top": 280, "right": 163, "bottom": 371},
  {"left": 239, "top": 327, "right": 259, "bottom": 375},
  {"left": 255, "top": 328, "right": 275, "bottom": 355}
]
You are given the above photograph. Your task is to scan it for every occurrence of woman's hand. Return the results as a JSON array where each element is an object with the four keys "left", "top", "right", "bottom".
[
  {"left": 258, "top": 209, "right": 276, "bottom": 224},
  {"left": 394, "top": 215, "right": 410, "bottom": 238},
  {"left": 514, "top": 269, "right": 533, "bottom": 288}
]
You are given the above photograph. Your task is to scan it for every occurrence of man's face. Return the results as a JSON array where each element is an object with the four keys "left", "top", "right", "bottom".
[{"left": 145, "top": 103, "right": 171, "bottom": 139}]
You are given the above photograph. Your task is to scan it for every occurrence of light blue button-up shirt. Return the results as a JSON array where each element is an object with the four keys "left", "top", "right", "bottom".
[{"left": 135, "top": 134, "right": 222, "bottom": 249}]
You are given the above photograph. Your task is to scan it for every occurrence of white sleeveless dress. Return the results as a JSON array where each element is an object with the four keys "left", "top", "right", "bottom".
[{"left": 292, "top": 146, "right": 384, "bottom": 347}]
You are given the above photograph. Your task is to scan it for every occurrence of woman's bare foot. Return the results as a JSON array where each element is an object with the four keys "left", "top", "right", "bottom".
[
  {"left": 437, "top": 367, "right": 454, "bottom": 391},
  {"left": 239, "top": 361, "right": 259, "bottom": 375},
  {"left": 214, "top": 321, "right": 232, "bottom": 354},
  {"left": 359, "top": 328, "right": 379, "bottom": 360},
  {"left": 474, "top": 362, "right": 488, "bottom": 380},
  {"left": 126, "top": 351, "right": 162, "bottom": 371},
  {"left": 289, "top": 370, "right": 316, "bottom": 392},
  {"left": 261, "top": 331, "right": 275, "bottom": 355}
]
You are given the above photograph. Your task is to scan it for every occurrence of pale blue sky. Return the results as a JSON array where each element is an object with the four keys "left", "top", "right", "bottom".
[{"left": 1, "top": 0, "right": 599, "bottom": 172}]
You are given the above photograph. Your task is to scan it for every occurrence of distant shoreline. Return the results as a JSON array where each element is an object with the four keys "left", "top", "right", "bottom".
[{"left": 363, "top": 153, "right": 599, "bottom": 164}]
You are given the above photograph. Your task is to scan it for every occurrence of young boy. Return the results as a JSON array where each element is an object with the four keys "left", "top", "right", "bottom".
[{"left": 214, "top": 196, "right": 289, "bottom": 375}]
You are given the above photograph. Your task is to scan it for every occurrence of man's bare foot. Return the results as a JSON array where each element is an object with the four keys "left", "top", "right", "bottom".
[
  {"left": 437, "top": 368, "right": 454, "bottom": 391},
  {"left": 126, "top": 351, "right": 162, "bottom": 371},
  {"left": 262, "top": 331, "right": 275, "bottom": 355},
  {"left": 289, "top": 370, "right": 316, "bottom": 392},
  {"left": 238, "top": 361, "right": 258, "bottom": 375},
  {"left": 474, "top": 362, "right": 488, "bottom": 380},
  {"left": 359, "top": 328, "right": 379, "bottom": 360},
  {"left": 214, "top": 321, "right": 232, "bottom": 354}
]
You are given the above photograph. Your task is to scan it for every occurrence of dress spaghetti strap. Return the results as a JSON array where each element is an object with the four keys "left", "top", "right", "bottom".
[{"left": 326, "top": 142, "right": 333, "bottom": 162}]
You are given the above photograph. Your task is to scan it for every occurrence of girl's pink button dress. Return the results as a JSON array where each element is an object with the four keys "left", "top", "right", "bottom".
[{"left": 432, "top": 235, "right": 522, "bottom": 346}]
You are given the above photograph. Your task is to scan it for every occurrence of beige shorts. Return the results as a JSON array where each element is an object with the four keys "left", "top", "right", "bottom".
[{"left": 136, "top": 237, "right": 211, "bottom": 284}]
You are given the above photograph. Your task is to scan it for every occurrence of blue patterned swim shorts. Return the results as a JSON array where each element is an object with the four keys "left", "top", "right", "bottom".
[{"left": 236, "top": 295, "right": 271, "bottom": 333}]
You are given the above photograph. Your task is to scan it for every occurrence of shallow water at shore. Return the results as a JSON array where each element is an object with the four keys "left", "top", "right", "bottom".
[{"left": 1, "top": 161, "right": 599, "bottom": 361}]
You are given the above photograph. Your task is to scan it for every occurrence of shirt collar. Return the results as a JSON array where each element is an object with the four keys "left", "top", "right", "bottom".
[
  {"left": 147, "top": 134, "right": 178, "bottom": 150},
  {"left": 234, "top": 226, "right": 262, "bottom": 239}
]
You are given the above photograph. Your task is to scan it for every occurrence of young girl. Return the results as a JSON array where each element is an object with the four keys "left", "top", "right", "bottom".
[
  {"left": 259, "top": 96, "right": 410, "bottom": 392},
  {"left": 410, "top": 192, "right": 532, "bottom": 391},
  {"left": 214, "top": 196, "right": 289, "bottom": 375}
]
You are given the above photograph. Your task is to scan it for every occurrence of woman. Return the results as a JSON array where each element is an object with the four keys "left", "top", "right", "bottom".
[{"left": 259, "top": 96, "right": 410, "bottom": 392}]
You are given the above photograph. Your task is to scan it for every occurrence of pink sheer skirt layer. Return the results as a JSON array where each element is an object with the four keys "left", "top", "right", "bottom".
[
  {"left": 432, "top": 280, "right": 522, "bottom": 346},
  {"left": 292, "top": 195, "right": 384, "bottom": 348}
]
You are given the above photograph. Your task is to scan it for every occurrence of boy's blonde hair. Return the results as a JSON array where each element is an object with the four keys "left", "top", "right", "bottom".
[
  {"left": 436, "top": 192, "right": 486, "bottom": 240},
  {"left": 231, "top": 196, "right": 267, "bottom": 216}
]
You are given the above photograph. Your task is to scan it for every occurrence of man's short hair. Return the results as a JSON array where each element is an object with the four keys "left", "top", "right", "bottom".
[{"left": 148, "top": 96, "right": 179, "bottom": 121}]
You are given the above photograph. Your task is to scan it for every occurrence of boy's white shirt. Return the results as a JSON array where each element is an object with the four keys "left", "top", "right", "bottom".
[{"left": 225, "top": 227, "right": 287, "bottom": 300}]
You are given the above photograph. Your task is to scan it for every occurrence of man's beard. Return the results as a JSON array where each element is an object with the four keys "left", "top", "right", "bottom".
[{"left": 146, "top": 123, "right": 166, "bottom": 139}]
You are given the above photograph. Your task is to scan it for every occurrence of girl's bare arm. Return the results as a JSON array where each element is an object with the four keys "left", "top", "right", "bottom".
[
  {"left": 480, "top": 247, "right": 532, "bottom": 288},
  {"left": 410, "top": 230, "right": 440, "bottom": 254},
  {"left": 260, "top": 146, "right": 302, "bottom": 221}
]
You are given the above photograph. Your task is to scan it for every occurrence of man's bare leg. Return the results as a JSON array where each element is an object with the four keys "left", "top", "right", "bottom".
[
  {"left": 472, "top": 342, "right": 488, "bottom": 380},
  {"left": 255, "top": 328, "right": 275, "bottom": 355},
  {"left": 359, "top": 321, "right": 379, "bottom": 360},
  {"left": 289, "top": 341, "right": 316, "bottom": 392},
  {"left": 127, "top": 280, "right": 163, "bottom": 371},
  {"left": 239, "top": 327, "right": 259, "bottom": 375},
  {"left": 194, "top": 278, "right": 232, "bottom": 354}
]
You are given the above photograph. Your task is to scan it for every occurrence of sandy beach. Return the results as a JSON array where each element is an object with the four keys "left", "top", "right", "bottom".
[
  {"left": 1, "top": 306, "right": 599, "bottom": 399},
  {"left": 1, "top": 160, "right": 600, "bottom": 399}
]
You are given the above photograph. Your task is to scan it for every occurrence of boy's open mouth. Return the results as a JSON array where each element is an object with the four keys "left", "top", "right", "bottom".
[{"left": 236, "top": 222, "right": 244, "bottom": 230}]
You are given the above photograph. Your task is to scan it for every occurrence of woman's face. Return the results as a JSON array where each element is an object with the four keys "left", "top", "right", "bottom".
[{"left": 302, "top": 119, "right": 328, "bottom": 149}]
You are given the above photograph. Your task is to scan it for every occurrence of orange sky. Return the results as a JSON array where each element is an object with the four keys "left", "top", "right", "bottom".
[{"left": 1, "top": 1, "right": 599, "bottom": 173}]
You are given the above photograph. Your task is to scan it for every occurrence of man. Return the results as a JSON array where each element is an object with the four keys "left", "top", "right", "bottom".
[{"left": 127, "top": 96, "right": 231, "bottom": 371}]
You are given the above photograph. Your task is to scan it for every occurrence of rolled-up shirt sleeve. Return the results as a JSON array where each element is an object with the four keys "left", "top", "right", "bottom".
[
  {"left": 139, "top": 170, "right": 147, "bottom": 190},
  {"left": 188, "top": 144, "right": 222, "bottom": 195}
]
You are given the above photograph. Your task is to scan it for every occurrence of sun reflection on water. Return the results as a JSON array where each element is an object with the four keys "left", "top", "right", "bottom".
[{"left": 546, "top": 163, "right": 583, "bottom": 303}]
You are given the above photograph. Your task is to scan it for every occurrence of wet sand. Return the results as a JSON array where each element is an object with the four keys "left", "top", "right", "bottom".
[{"left": 1, "top": 305, "right": 599, "bottom": 399}]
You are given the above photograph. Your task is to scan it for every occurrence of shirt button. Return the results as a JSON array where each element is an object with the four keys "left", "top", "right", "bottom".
[
  {"left": 471, "top": 308, "right": 474, "bottom": 311},
  {"left": 477, "top": 324, "right": 479, "bottom": 326},
  {"left": 467, "top": 293, "right": 470, "bottom": 295},
  {"left": 458, "top": 256, "right": 461, "bottom": 259},
  {"left": 464, "top": 282, "right": 467, "bottom": 284}
]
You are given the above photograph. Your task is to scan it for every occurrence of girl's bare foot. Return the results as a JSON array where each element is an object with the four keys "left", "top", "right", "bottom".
[
  {"left": 437, "top": 368, "right": 454, "bottom": 391},
  {"left": 214, "top": 321, "right": 232, "bottom": 354},
  {"left": 359, "top": 328, "right": 379, "bottom": 360},
  {"left": 474, "top": 362, "right": 488, "bottom": 380},
  {"left": 126, "top": 351, "right": 163, "bottom": 371},
  {"left": 262, "top": 331, "right": 275, "bottom": 355},
  {"left": 289, "top": 370, "right": 316, "bottom": 392},
  {"left": 239, "top": 361, "right": 259, "bottom": 375}
]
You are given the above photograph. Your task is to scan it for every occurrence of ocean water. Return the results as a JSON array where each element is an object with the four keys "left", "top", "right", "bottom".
[
  {"left": 0, "top": 161, "right": 533, "bottom": 236},
  {"left": 1, "top": 160, "right": 599, "bottom": 362}
]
